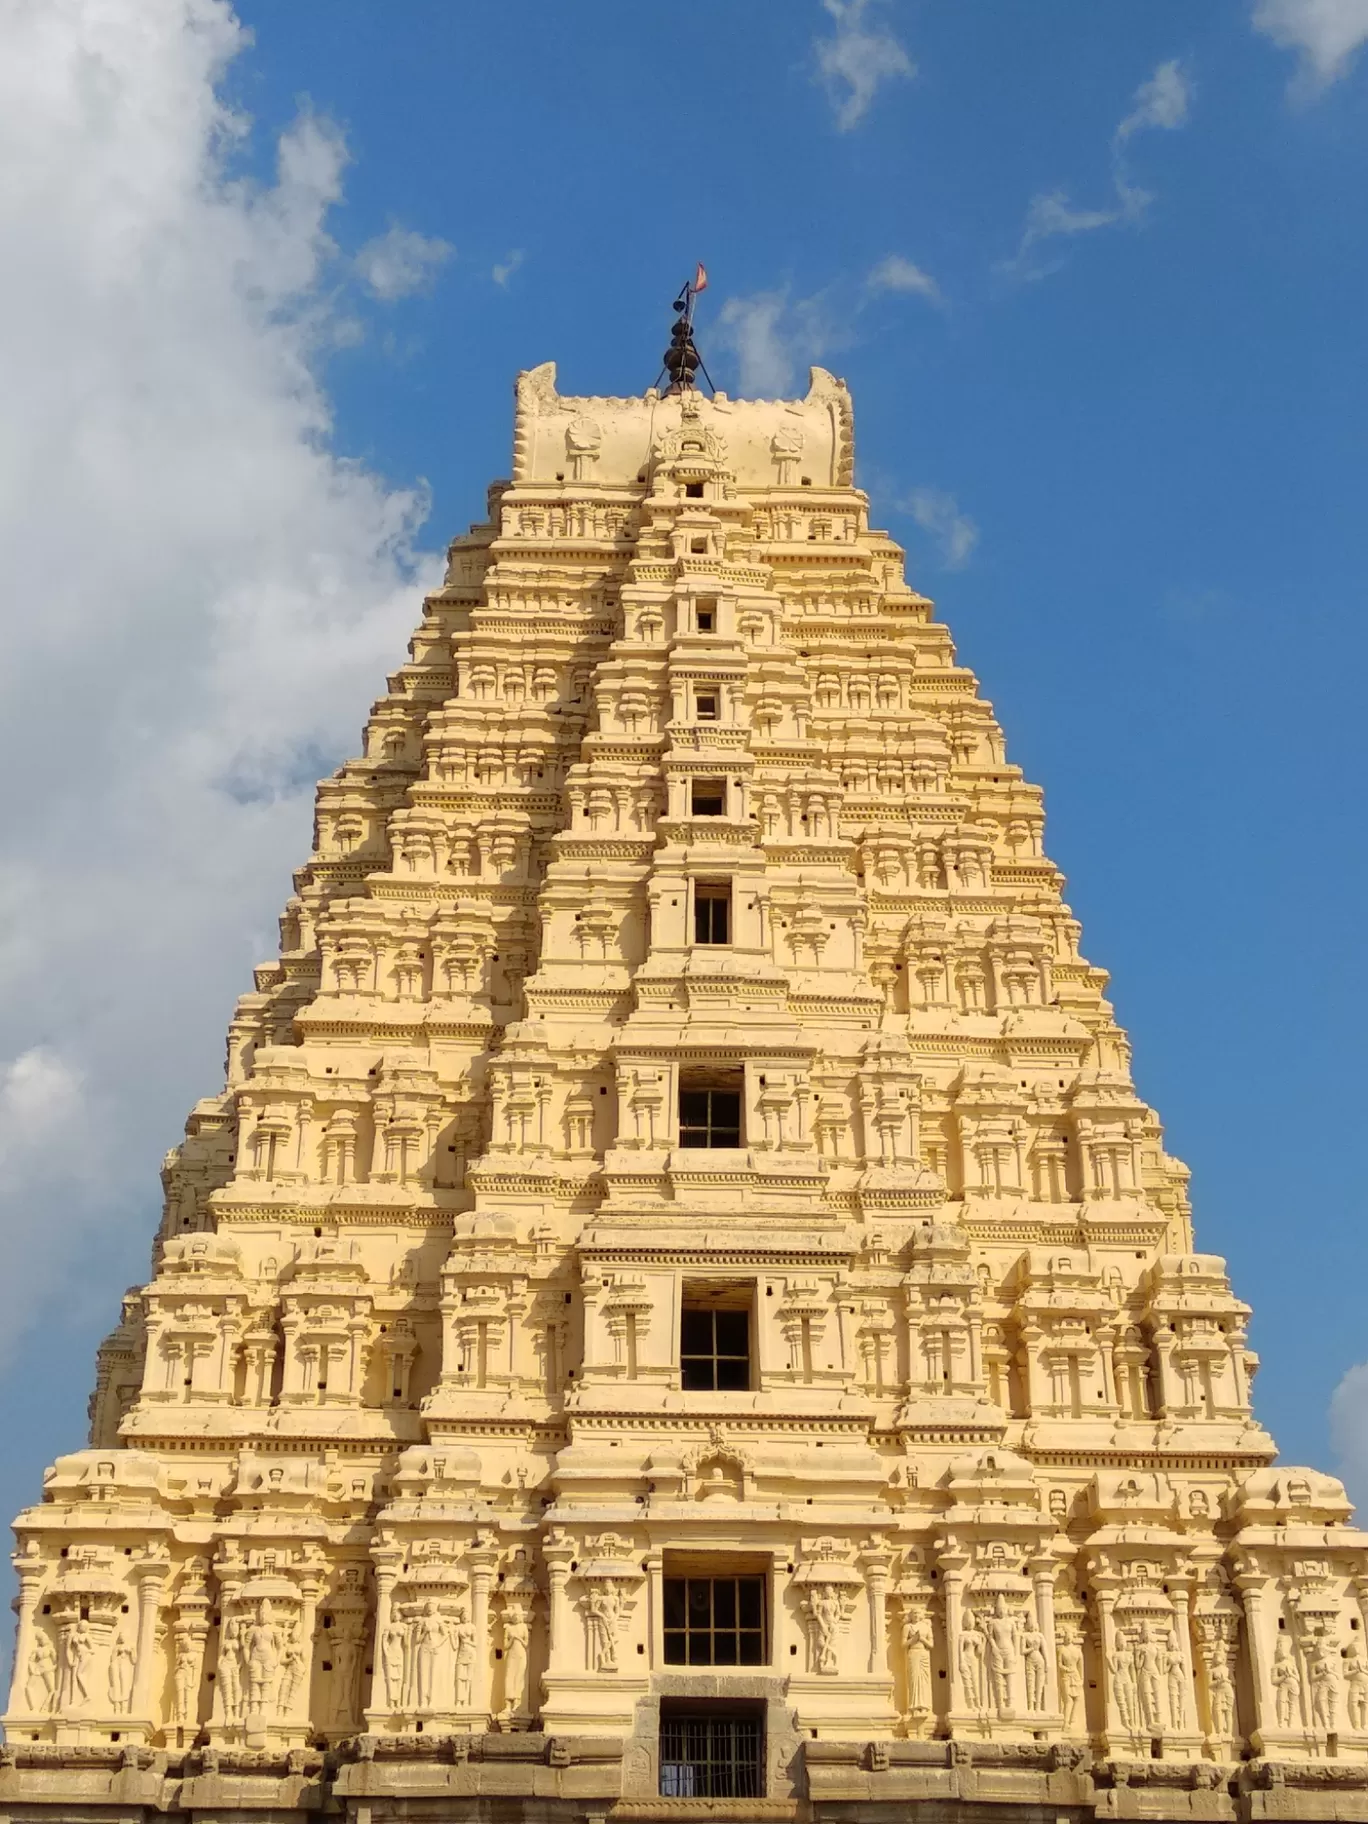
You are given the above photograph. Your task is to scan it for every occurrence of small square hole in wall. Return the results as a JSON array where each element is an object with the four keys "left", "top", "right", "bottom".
[
  {"left": 696, "top": 693, "right": 719, "bottom": 721},
  {"left": 685, "top": 482, "right": 704, "bottom": 499},
  {"left": 691, "top": 538, "right": 708, "bottom": 554}
]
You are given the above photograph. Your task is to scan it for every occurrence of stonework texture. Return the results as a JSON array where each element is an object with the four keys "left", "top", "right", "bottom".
[{"left": 4, "top": 364, "right": 1365, "bottom": 1822}]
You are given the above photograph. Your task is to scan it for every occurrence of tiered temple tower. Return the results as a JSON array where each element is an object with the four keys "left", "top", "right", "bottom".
[{"left": 5, "top": 358, "right": 1367, "bottom": 1822}]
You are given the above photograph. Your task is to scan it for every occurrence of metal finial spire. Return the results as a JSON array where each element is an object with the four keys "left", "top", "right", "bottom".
[{"left": 657, "top": 263, "right": 714, "bottom": 396}]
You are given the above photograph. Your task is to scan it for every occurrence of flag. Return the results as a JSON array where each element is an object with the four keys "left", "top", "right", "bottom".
[{"left": 693, "top": 262, "right": 709, "bottom": 295}]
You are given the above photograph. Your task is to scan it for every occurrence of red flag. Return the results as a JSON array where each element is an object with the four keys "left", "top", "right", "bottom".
[{"left": 693, "top": 262, "right": 709, "bottom": 294}]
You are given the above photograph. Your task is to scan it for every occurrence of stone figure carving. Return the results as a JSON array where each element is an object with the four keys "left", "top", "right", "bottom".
[
  {"left": 107, "top": 1632, "right": 135, "bottom": 1714},
  {"left": 451, "top": 1605, "right": 475, "bottom": 1709},
  {"left": 564, "top": 417, "right": 603, "bottom": 481},
  {"left": 1345, "top": 1636, "right": 1368, "bottom": 1732},
  {"left": 770, "top": 425, "right": 804, "bottom": 483},
  {"left": 278, "top": 1621, "right": 306, "bottom": 1714},
  {"left": 1057, "top": 1633, "right": 1085, "bottom": 1731},
  {"left": 244, "top": 1600, "right": 284, "bottom": 1715},
  {"left": 410, "top": 1601, "right": 446, "bottom": 1709},
  {"left": 1272, "top": 1632, "right": 1302, "bottom": 1729},
  {"left": 329, "top": 1612, "right": 366, "bottom": 1726},
  {"left": 804, "top": 1583, "right": 845, "bottom": 1676},
  {"left": 500, "top": 1604, "right": 530, "bottom": 1720},
  {"left": 1108, "top": 1637, "right": 1139, "bottom": 1731},
  {"left": 57, "top": 1616, "right": 95, "bottom": 1711},
  {"left": 1163, "top": 1627, "right": 1188, "bottom": 1730},
  {"left": 1020, "top": 1617, "right": 1048, "bottom": 1713},
  {"left": 1203, "top": 1644, "right": 1235, "bottom": 1738},
  {"left": 901, "top": 1607, "right": 933, "bottom": 1714},
  {"left": 983, "top": 1596, "right": 1021, "bottom": 1717},
  {"left": 24, "top": 1632, "right": 57, "bottom": 1714},
  {"left": 380, "top": 1619, "right": 407, "bottom": 1709},
  {"left": 1308, "top": 1636, "right": 1341, "bottom": 1730},
  {"left": 172, "top": 1626, "right": 202, "bottom": 1726},
  {"left": 218, "top": 1615, "right": 243, "bottom": 1723},
  {"left": 582, "top": 1582, "right": 622, "bottom": 1674},
  {"left": 958, "top": 1615, "right": 986, "bottom": 1710}
]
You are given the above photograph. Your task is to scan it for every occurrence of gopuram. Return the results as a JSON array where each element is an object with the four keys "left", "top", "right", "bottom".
[{"left": 5, "top": 323, "right": 1367, "bottom": 1824}]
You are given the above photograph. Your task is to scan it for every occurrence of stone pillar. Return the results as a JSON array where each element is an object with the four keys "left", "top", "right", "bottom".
[
  {"left": 938, "top": 1544, "right": 968, "bottom": 1730},
  {"left": 367, "top": 1562, "right": 399, "bottom": 1718},
  {"left": 7, "top": 1549, "right": 45, "bottom": 1714},
  {"left": 469, "top": 1550, "right": 496, "bottom": 1719},
  {"left": 1096, "top": 1588, "right": 1121, "bottom": 1741},
  {"left": 1169, "top": 1584, "right": 1195, "bottom": 1733},
  {"left": 644, "top": 1551, "right": 664, "bottom": 1668},
  {"left": 1236, "top": 1571, "right": 1275, "bottom": 1749},
  {"left": 1030, "top": 1555, "right": 1059, "bottom": 1717},
  {"left": 544, "top": 1538, "right": 574, "bottom": 1677},
  {"left": 131, "top": 1554, "right": 170, "bottom": 1722}
]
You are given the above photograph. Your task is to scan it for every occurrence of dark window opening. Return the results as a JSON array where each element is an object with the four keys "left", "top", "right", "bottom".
[
  {"left": 691, "top": 777, "right": 726, "bottom": 816},
  {"left": 679, "top": 1073, "right": 742, "bottom": 1148},
  {"left": 696, "top": 598, "right": 717, "bottom": 631},
  {"left": 660, "top": 1703, "right": 763, "bottom": 1799},
  {"left": 664, "top": 1576, "right": 765, "bottom": 1665},
  {"left": 684, "top": 482, "right": 704, "bottom": 499},
  {"left": 680, "top": 1285, "right": 751, "bottom": 1389},
  {"left": 690, "top": 537, "right": 708, "bottom": 554},
  {"left": 695, "top": 882, "right": 731, "bottom": 945},
  {"left": 696, "top": 692, "right": 719, "bottom": 721}
]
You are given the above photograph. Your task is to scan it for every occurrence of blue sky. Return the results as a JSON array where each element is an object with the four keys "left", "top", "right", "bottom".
[{"left": 0, "top": 0, "right": 1366, "bottom": 1549}]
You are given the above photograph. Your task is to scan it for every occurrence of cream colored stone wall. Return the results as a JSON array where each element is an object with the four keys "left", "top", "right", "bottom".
[{"left": 5, "top": 363, "right": 1366, "bottom": 1819}]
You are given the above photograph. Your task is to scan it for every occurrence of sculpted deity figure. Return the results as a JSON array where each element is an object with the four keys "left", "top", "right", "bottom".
[
  {"left": 278, "top": 1620, "right": 306, "bottom": 1714},
  {"left": 1272, "top": 1632, "right": 1302, "bottom": 1730},
  {"left": 1057, "top": 1633, "right": 1085, "bottom": 1731},
  {"left": 1020, "top": 1616, "right": 1048, "bottom": 1713},
  {"left": 410, "top": 1601, "right": 446, "bottom": 1710},
  {"left": 24, "top": 1631, "right": 57, "bottom": 1713},
  {"left": 107, "top": 1631, "right": 135, "bottom": 1714},
  {"left": 218, "top": 1615, "right": 243, "bottom": 1723},
  {"left": 901, "top": 1607, "right": 933, "bottom": 1714},
  {"left": 172, "top": 1625, "right": 202, "bottom": 1725},
  {"left": 958, "top": 1615, "right": 986, "bottom": 1710},
  {"left": 583, "top": 1582, "right": 621, "bottom": 1674},
  {"left": 450, "top": 1605, "right": 475, "bottom": 1709},
  {"left": 1308, "top": 1636, "right": 1342, "bottom": 1731},
  {"left": 1107, "top": 1633, "right": 1139, "bottom": 1731},
  {"left": 983, "top": 1595, "right": 1020, "bottom": 1717},
  {"left": 1203, "top": 1645, "right": 1235, "bottom": 1738},
  {"left": 1163, "top": 1626, "right": 1188, "bottom": 1729},
  {"left": 57, "top": 1616, "right": 94, "bottom": 1711},
  {"left": 380, "top": 1618, "right": 408, "bottom": 1709},
  {"left": 1344, "top": 1635, "right": 1368, "bottom": 1732},
  {"left": 1136, "top": 1622, "right": 1166, "bottom": 1732},
  {"left": 500, "top": 1605, "right": 530, "bottom": 1720},
  {"left": 329, "top": 1613, "right": 366, "bottom": 1726},
  {"left": 244, "top": 1600, "right": 284, "bottom": 1714},
  {"left": 806, "top": 1583, "right": 845, "bottom": 1676}
]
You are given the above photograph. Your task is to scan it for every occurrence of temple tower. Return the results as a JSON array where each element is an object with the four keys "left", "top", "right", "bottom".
[{"left": 4, "top": 355, "right": 1366, "bottom": 1821}]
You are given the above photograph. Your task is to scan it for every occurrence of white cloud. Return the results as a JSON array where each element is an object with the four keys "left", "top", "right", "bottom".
[
  {"left": 1253, "top": 0, "right": 1368, "bottom": 87},
  {"left": 907, "top": 488, "right": 978, "bottom": 570},
  {"left": 0, "top": 0, "right": 439, "bottom": 1355},
  {"left": 716, "top": 290, "right": 836, "bottom": 398},
  {"left": 814, "top": 0, "right": 914, "bottom": 131},
  {"left": 1001, "top": 59, "right": 1193, "bottom": 282},
  {"left": 1114, "top": 57, "right": 1192, "bottom": 143},
  {"left": 1330, "top": 1363, "right": 1368, "bottom": 1511},
  {"left": 492, "top": 249, "right": 525, "bottom": 288},
  {"left": 866, "top": 253, "right": 944, "bottom": 306},
  {"left": 355, "top": 222, "right": 453, "bottom": 300}
]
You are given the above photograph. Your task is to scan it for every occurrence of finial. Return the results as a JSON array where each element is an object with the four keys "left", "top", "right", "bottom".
[{"left": 658, "top": 263, "right": 714, "bottom": 396}]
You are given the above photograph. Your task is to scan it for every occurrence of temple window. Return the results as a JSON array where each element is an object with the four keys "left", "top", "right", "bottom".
[{"left": 680, "top": 1282, "right": 751, "bottom": 1389}]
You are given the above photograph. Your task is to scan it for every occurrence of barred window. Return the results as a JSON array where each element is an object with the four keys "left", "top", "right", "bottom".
[{"left": 659, "top": 1703, "right": 763, "bottom": 1799}]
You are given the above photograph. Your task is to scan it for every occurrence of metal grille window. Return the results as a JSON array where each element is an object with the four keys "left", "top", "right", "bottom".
[
  {"left": 659, "top": 1705, "right": 763, "bottom": 1799},
  {"left": 678, "top": 1078, "right": 741, "bottom": 1148},
  {"left": 680, "top": 1305, "right": 750, "bottom": 1390},
  {"left": 694, "top": 882, "right": 730, "bottom": 944},
  {"left": 664, "top": 1576, "right": 766, "bottom": 1665}
]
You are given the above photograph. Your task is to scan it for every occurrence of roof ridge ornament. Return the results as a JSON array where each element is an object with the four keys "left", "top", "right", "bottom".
[{"left": 658, "top": 263, "right": 714, "bottom": 396}]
